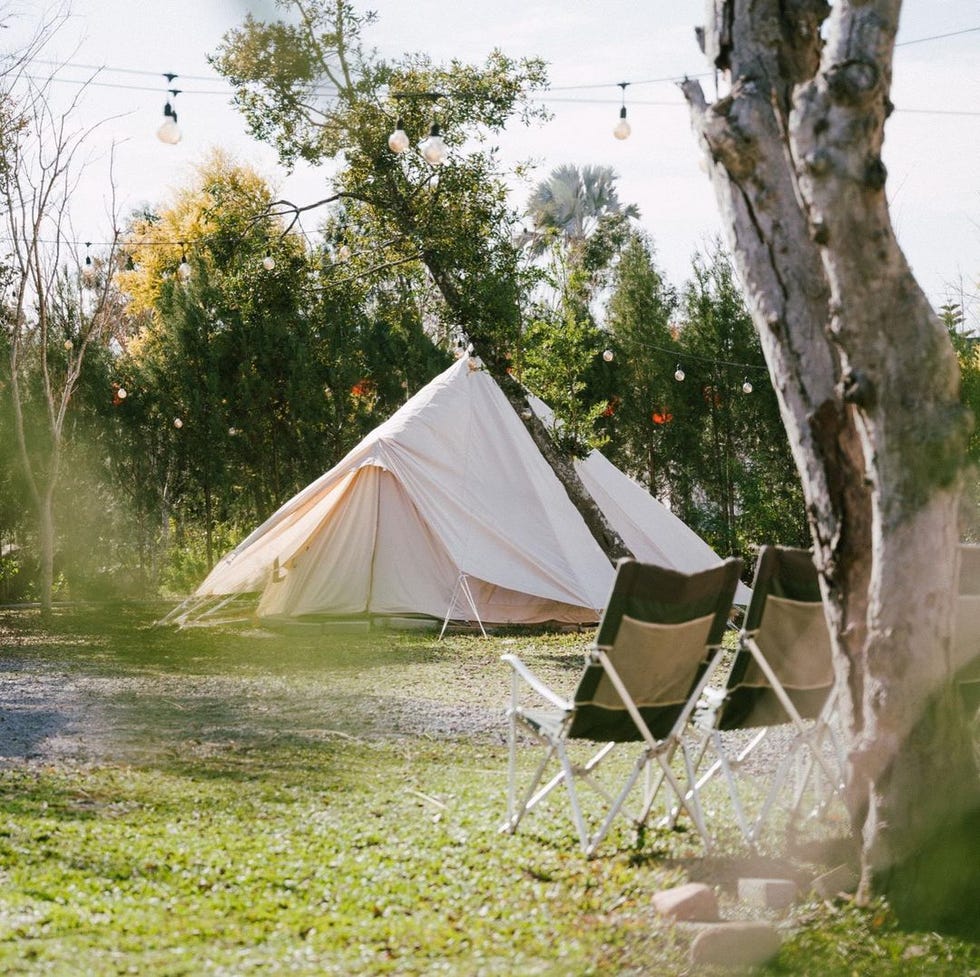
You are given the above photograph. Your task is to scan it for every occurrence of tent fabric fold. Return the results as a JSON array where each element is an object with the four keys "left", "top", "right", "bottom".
[{"left": 188, "top": 355, "right": 745, "bottom": 626}]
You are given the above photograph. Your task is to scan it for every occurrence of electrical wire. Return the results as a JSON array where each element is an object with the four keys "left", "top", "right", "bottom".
[
  {"left": 23, "top": 23, "right": 979, "bottom": 104},
  {"left": 895, "top": 25, "right": 980, "bottom": 46}
]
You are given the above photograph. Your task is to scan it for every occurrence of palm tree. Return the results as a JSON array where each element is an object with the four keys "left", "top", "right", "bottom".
[{"left": 525, "top": 164, "right": 640, "bottom": 255}]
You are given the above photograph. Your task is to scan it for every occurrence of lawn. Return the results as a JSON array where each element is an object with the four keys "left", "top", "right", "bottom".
[{"left": 0, "top": 606, "right": 976, "bottom": 976}]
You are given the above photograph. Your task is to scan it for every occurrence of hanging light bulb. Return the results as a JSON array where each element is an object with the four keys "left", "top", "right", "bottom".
[
  {"left": 613, "top": 82, "right": 632, "bottom": 140},
  {"left": 156, "top": 76, "right": 182, "bottom": 144},
  {"left": 674, "top": 364, "right": 686, "bottom": 382},
  {"left": 157, "top": 106, "right": 180, "bottom": 144},
  {"left": 173, "top": 417, "right": 184, "bottom": 429},
  {"left": 742, "top": 378, "right": 754, "bottom": 394},
  {"left": 388, "top": 117, "right": 409, "bottom": 154},
  {"left": 336, "top": 244, "right": 351, "bottom": 262},
  {"left": 177, "top": 251, "right": 191, "bottom": 280},
  {"left": 117, "top": 387, "right": 128, "bottom": 400},
  {"left": 64, "top": 339, "right": 73, "bottom": 350},
  {"left": 419, "top": 121, "right": 447, "bottom": 165},
  {"left": 82, "top": 242, "right": 95, "bottom": 285},
  {"left": 613, "top": 107, "right": 631, "bottom": 140},
  {"left": 262, "top": 250, "right": 276, "bottom": 271},
  {"left": 603, "top": 349, "right": 614, "bottom": 362}
]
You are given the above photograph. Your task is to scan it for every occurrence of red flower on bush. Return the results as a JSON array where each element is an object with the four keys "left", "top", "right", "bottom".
[
  {"left": 351, "top": 379, "right": 376, "bottom": 399},
  {"left": 602, "top": 395, "right": 621, "bottom": 417}
]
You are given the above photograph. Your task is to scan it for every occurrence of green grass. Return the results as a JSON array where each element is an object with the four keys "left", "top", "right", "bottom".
[{"left": 0, "top": 606, "right": 977, "bottom": 975}]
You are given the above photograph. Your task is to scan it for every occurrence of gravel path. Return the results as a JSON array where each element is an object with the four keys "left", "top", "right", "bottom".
[
  {"left": 0, "top": 651, "right": 821, "bottom": 786},
  {"left": 0, "top": 648, "right": 508, "bottom": 766}
]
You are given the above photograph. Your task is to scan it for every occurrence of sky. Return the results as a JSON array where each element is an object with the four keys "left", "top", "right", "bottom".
[{"left": 6, "top": 0, "right": 980, "bottom": 323}]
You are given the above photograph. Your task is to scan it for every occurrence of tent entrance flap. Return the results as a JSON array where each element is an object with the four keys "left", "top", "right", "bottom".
[{"left": 258, "top": 466, "right": 461, "bottom": 620}]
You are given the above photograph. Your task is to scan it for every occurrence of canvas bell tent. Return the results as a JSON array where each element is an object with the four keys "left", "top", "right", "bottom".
[{"left": 166, "top": 356, "right": 747, "bottom": 629}]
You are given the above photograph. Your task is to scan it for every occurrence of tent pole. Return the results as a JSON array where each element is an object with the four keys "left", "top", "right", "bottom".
[{"left": 440, "top": 572, "right": 487, "bottom": 639}]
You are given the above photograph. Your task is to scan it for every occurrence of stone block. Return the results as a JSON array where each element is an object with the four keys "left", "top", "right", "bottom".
[
  {"left": 689, "top": 922, "right": 781, "bottom": 968},
  {"left": 737, "top": 877, "right": 798, "bottom": 911},
  {"left": 652, "top": 882, "right": 719, "bottom": 922}
]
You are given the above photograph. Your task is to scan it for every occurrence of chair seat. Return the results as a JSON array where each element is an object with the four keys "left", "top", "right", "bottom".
[{"left": 517, "top": 706, "right": 569, "bottom": 739}]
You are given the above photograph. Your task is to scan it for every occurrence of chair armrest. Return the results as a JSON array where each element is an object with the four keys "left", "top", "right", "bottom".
[{"left": 501, "top": 653, "right": 573, "bottom": 711}]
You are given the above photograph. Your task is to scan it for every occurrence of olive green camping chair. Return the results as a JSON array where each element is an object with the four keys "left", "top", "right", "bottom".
[
  {"left": 500, "top": 557, "right": 742, "bottom": 857},
  {"left": 689, "top": 546, "right": 845, "bottom": 846},
  {"left": 956, "top": 543, "right": 980, "bottom": 716}
]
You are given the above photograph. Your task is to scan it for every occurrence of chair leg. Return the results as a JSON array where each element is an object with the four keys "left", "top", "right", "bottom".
[
  {"left": 709, "top": 728, "right": 757, "bottom": 846},
  {"left": 585, "top": 748, "right": 650, "bottom": 857},
  {"left": 556, "top": 743, "right": 591, "bottom": 855},
  {"left": 501, "top": 740, "right": 557, "bottom": 835}
]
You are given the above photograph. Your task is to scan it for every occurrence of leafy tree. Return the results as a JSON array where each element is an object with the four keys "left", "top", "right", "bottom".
[
  {"left": 675, "top": 246, "right": 807, "bottom": 559},
  {"left": 525, "top": 163, "right": 639, "bottom": 309},
  {"left": 521, "top": 302, "right": 608, "bottom": 457},
  {"left": 516, "top": 166, "right": 641, "bottom": 460},
  {"left": 602, "top": 238, "right": 806, "bottom": 564},
  {"left": 1, "top": 50, "right": 128, "bottom": 611},
  {"left": 601, "top": 231, "right": 679, "bottom": 496},
  {"left": 212, "top": 0, "right": 631, "bottom": 562},
  {"left": 943, "top": 302, "right": 980, "bottom": 540},
  {"left": 117, "top": 152, "right": 448, "bottom": 581},
  {"left": 527, "top": 164, "right": 640, "bottom": 249}
]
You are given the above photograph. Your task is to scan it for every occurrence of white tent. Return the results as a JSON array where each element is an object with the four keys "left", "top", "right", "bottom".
[{"left": 172, "top": 355, "right": 747, "bottom": 628}]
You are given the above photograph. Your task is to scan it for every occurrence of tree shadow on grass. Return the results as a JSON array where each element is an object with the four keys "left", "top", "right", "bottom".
[{"left": 0, "top": 703, "right": 73, "bottom": 761}]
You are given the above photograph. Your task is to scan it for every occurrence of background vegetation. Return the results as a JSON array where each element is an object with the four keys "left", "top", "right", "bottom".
[{"left": 3, "top": 2, "right": 976, "bottom": 606}]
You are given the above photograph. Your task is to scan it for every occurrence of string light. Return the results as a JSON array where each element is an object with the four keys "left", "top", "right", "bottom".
[
  {"left": 602, "top": 349, "right": 614, "bottom": 362},
  {"left": 177, "top": 250, "right": 191, "bottom": 280},
  {"left": 388, "top": 91, "right": 449, "bottom": 164},
  {"left": 742, "top": 377, "right": 753, "bottom": 394},
  {"left": 26, "top": 34, "right": 980, "bottom": 152},
  {"left": 674, "top": 364, "right": 686, "bottom": 382},
  {"left": 173, "top": 417, "right": 184, "bottom": 429},
  {"left": 82, "top": 241, "right": 96, "bottom": 286},
  {"left": 387, "top": 117, "right": 410, "bottom": 154},
  {"left": 419, "top": 121, "right": 447, "bottom": 165},
  {"left": 157, "top": 73, "right": 182, "bottom": 145},
  {"left": 613, "top": 82, "right": 631, "bottom": 140},
  {"left": 262, "top": 249, "right": 276, "bottom": 270}
]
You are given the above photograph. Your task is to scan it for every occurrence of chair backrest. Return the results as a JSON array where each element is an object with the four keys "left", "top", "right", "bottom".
[
  {"left": 956, "top": 543, "right": 980, "bottom": 711},
  {"left": 720, "top": 546, "right": 833, "bottom": 731},
  {"left": 567, "top": 558, "right": 743, "bottom": 742}
]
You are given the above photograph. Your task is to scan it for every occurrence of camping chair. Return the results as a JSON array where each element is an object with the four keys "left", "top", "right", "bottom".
[
  {"left": 956, "top": 543, "right": 980, "bottom": 716},
  {"left": 688, "top": 546, "right": 845, "bottom": 847},
  {"left": 500, "top": 557, "right": 742, "bottom": 857}
]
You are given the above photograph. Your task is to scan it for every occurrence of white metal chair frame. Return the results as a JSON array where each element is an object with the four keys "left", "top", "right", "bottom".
[
  {"left": 499, "top": 558, "right": 742, "bottom": 857},
  {"left": 683, "top": 548, "right": 846, "bottom": 847},
  {"left": 501, "top": 647, "right": 725, "bottom": 857}
]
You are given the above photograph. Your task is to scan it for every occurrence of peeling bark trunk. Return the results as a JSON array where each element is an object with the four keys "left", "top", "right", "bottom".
[
  {"left": 495, "top": 369, "right": 632, "bottom": 562},
  {"left": 686, "top": 0, "right": 978, "bottom": 932}
]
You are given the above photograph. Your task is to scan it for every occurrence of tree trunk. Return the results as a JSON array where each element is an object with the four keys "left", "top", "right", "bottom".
[
  {"left": 420, "top": 249, "right": 633, "bottom": 565},
  {"left": 38, "top": 487, "right": 55, "bottom": 616},
  {"left": 495, "top": 368, "right": 632, "bottom": 562},
  {"left": 685, "top": 0, "right": 978, "bottom": 933}
]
